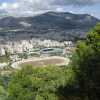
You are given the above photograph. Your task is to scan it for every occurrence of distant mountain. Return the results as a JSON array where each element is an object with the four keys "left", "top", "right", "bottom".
[
  {"left": 0, "top": 10, "right": 9, "bottom": 19},
  {"left": 0, "top": 11, "right": 99, "bottom": 41}
]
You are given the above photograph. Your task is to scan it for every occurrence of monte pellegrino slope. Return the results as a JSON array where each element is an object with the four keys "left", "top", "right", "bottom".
[{"left": 0, "top": 12, "right": 99, "bottom": 41}]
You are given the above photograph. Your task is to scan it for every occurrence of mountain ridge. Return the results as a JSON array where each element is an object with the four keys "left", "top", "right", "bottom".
[{"left": 0, "top": 11, "right": 99, "bottom": 41}]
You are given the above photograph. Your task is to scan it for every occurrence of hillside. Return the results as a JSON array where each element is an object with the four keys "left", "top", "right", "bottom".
[{"left": 0, "top": 12, "right": 99, "bottom": 41}]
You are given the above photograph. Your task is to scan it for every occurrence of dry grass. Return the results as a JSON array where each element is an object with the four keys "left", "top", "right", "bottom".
[{"left": 20, "top": 58, "right": 66, "bottom": 67}]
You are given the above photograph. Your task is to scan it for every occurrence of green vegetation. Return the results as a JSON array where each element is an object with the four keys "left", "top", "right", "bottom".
[
  {"left": 0, "top": 85, "right": 7, "bottom": 100},
  {"left": 7, "top": 65, "right": 75, "bottom": 100},
  {"left": 0, "top": 56, "right": 8, "bottom": 63},
  {"left": 70, "top": 23, "right": 100, "bottom": 99},
  {"left": 0, "top": 75, "right": 10, "bottom": 100},
  {"left": 0, "top": 23, "right": 100, "bottom": 100},
  {"left": 0, "top": 50, "right": 10, "bottom": 63}
]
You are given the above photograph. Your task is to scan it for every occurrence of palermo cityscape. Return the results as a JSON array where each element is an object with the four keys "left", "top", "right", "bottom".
[{"left": 0, "top": 0, "right": 100, "bottom": 100}]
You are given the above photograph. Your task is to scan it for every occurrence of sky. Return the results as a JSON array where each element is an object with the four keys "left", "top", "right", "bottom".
[{"left": 0, "top": 0, "right": 100, "bottom": 18}]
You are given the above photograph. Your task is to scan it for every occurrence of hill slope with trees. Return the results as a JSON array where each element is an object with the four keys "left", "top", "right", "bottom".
[{"left": 0, "top": 23, "right": 100, "bottom": 100}]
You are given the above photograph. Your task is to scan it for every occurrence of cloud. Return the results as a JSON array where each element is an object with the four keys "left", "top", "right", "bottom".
[
  {"left": 60, "top": 0, "right": 100, "bottom": 5},
  {"left": 0, "top": 0, "right": 100, "bottom": 17},
  {"left": 0, "top": 2, "right": 18, "bottom": 10}
]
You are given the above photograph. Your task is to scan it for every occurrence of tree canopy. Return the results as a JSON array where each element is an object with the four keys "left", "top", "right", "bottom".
[
  {"left": 7, "top": 65, "right": 75, "bottom": 100},
  {"left": 71, "top": 23, "right": 100, "bottom": 100}
]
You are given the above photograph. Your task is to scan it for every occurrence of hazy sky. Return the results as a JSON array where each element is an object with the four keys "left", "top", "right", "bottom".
[{"left": 0, "top": 0, "right": 100, "bottom": 18}]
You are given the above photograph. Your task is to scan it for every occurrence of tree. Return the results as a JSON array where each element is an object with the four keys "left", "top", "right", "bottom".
[
  {"left": 71, "top": 23, "right": 100, "bottom": 100},
  {"left": 0, "top": 85, "right": 7, "bottom": 100},
  {"left": 7, "top": 65, "right": 75, "bottom": 100},
  {"left": 5, "top": 49, "right": 10, "bottom": 62}
]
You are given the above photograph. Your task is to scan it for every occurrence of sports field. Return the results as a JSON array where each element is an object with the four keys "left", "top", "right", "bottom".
[{"left": 12, "top": 56, "right": 69, "bottom": 68}]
